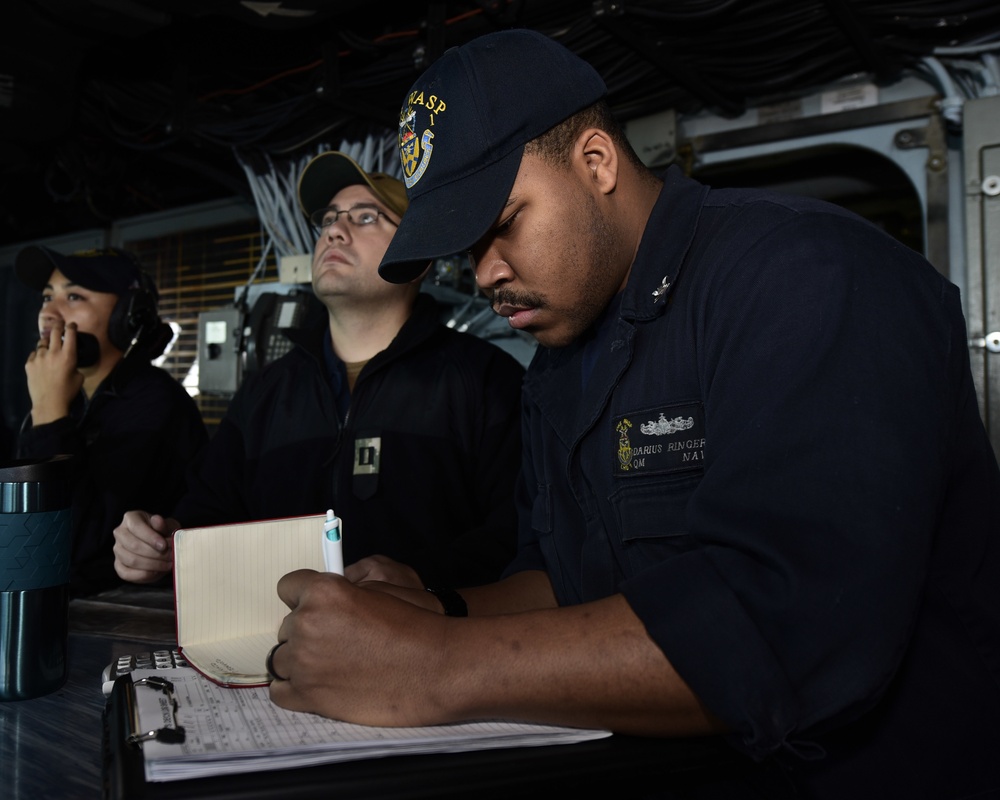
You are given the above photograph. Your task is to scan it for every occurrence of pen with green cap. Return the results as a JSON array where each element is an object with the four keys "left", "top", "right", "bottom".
[{"left": 322, "top": 509, "right": 343, "bottom": 575}]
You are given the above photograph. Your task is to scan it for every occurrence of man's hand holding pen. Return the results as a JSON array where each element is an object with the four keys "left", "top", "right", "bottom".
[{"left": 269, "top": 568, "right": 452, "bottom": 727}]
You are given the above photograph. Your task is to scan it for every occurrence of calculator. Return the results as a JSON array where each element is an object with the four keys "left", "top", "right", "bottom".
[{"left": 101, "top": 649, "right": 189, "bottom": 696}]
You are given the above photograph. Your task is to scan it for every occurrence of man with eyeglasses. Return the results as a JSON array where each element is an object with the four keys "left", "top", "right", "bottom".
[{"left": 113, "top": 150, "right": 525, "bottom": 594}]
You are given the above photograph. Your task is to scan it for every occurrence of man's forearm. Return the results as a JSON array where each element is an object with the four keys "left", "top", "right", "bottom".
[
  {"left": 461, "top": 570, "right": 558, "bottom": 616},
  {"left": 272, "top": 571, "right": 726, "bottom": 736},
  {"left": 432, "top": 592, "right": 728, "bottom": 736}
]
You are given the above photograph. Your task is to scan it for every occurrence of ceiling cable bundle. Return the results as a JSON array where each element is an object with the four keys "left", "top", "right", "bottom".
[
  {"left": 235, "top": 146, "right": 322, "bottom": 259},
  {"left": 235, "top": 131, "right": 399, "bottom": 266}
]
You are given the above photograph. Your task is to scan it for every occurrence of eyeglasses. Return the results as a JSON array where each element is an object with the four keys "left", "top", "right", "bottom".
[{"left": 311, "top": 205, "right": 397, "bottom": 232}]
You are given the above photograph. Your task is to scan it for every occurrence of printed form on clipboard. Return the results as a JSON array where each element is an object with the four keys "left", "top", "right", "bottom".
[
  {"left": 122, "top": 667, "right": 612, "bottom": 782},
  {"left": 172, "top": 513, "right": 328, "bottom": 686}
]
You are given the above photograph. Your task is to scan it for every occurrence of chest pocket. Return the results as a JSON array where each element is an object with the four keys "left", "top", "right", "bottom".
[{"left": 609, "top": 474, "right": 702, "bottom": 572}]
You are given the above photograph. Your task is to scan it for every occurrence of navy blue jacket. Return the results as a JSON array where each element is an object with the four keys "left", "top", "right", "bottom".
[
  {"left": 174, "top": 293, "right": 524, "bottom": 588},
  {"left": 506, "top": 166, "right": 1000, "bottom": 797}
]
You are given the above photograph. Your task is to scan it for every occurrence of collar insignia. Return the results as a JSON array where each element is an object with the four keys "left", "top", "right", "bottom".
[{"left": 651, "top": 275, "right": 671, "bottom": 303}]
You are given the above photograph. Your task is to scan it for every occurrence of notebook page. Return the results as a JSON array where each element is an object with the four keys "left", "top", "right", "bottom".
[
  {"left": 173, "top": 515, "right": 327, "bottom": 673},
  {"left": 180, "top": 632, "right": 280, "bottom": 685}
]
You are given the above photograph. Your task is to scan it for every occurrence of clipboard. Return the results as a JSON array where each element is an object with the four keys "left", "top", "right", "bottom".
[{"left": 101, "top": 672, "right": 737, "bottom": 800}]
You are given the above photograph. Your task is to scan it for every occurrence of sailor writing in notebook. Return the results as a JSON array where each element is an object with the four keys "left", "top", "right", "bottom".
[
  {"left": 112, "top": 152, "right": 524, "bottom": 591},
  {"left": 267, "top": 31, "right": 1000, "bottom": 800}
]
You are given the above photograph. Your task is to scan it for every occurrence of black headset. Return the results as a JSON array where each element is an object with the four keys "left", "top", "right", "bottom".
[{"left": 105, "top": 259, "right": 171, "bottom": 358}]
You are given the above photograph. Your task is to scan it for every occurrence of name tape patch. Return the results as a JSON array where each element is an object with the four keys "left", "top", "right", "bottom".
[{"left": 613, "top": 403, "right": 705, "bottom": 476}]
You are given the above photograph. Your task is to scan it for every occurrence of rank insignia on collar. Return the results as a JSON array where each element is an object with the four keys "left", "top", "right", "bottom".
[{"left": 652, "top": 275, "right": 671, "bottom": 303}]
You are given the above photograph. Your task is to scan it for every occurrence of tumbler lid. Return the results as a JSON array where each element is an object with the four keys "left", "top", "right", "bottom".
[{"left": 0, "top": 454, "right": 74, "bottom": 483}]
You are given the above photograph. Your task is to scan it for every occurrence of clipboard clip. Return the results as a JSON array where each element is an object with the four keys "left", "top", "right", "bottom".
[
  {"left": 126, "top": 675, "right": 187, "bottom": 746},
  {"left": 127, "top": 726, "right": 187, "bottom": 745}
]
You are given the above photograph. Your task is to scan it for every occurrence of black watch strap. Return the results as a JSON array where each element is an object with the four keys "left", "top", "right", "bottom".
[{"left": 424, "top": 586, "right": 468, "bottom": 617}]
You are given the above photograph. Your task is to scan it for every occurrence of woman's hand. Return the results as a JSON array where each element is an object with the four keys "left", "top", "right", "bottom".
[{"left": 25, "top": 321, "right": 83, "bottom": 424}]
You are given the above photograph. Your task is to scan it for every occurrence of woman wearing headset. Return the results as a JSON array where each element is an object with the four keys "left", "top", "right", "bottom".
[{"left": 15, "top": 245, "right": 208, "bottom": 597}]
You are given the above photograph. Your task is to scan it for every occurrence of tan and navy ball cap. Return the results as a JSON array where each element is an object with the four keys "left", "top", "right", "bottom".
[
  {"left": 297, "top": 150, "right": 409, "bottom": 221},
  {"left": 378, "top": 29, "right": 607, "bottom": 284}
]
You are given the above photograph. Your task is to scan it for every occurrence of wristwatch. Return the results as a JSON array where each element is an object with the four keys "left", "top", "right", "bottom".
[{"left": 424, "top": 586, "right": 468, "bottom": 617}]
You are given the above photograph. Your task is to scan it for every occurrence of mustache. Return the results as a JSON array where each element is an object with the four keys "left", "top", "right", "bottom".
[{"left": 489, "top": 289, "right": 545, "bottom": 312}]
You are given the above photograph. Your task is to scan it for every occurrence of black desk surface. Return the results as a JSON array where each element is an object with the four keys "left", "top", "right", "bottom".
[
  {"left": 2, "top": 588, "right": 743, "bottom": 800},
  {"left": 1, "top": 587, "right": 177, "bottom": 800}
]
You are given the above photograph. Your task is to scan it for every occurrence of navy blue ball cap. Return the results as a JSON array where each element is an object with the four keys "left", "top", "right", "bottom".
[
  {"left": 15, "top": 245, "right": 152, "bottom": 297},
  {"left": 378, "top": 29, "right": 607, "bottom": 284}
]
